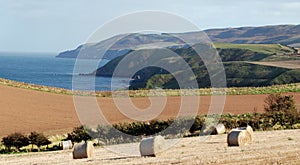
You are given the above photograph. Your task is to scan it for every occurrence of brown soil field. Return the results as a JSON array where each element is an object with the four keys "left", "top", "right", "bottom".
[
  {"left": 1, "top": 129, "right": 300, "bottom": 164},
  {"left": 0, "top": 84, "right": 300, "bottom": 136},
  {"left": 247, "top": 60, "right": 300, "bottom": 69}
]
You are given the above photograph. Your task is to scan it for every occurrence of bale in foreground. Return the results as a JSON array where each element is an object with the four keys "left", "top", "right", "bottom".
[
  {"left": 140, "top": 135, "right": 165, "bottom": 157},
  {"left": 239, "top": 125, "right": 254, "bottom": 143},
  {"left": 72, "top": 141, "right": 94, "bottom": 159},
  {"left": 227, "top": 126, "right": 253, "bottom": 146}
]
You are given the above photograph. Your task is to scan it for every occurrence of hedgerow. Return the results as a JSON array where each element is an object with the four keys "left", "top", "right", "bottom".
[
  {"left": 1, "top": 94, "right": 299, "bottom": 153},
  {"left": 87, "top": 94, "right": 299, "bottom": 144}
]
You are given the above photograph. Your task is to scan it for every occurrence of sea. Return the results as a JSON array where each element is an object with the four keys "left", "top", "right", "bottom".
[{"left": 0, "top": 53, "right": 128, "bottom": 91}]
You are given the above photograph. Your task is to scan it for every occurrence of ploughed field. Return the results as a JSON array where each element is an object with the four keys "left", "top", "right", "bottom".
[
  {"left": 0, "top": 129, "right": 300, "bottom": 164},
  {"left": 247, "top": 60, "right": 300, "bottom": 69},
  {"left": 1, "top": 84, "right": 300, "bottom": 136}
]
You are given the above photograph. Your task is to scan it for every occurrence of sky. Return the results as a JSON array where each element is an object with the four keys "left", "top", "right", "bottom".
[{"left": 0, "top": 0, "right": 299, "bottom": 53}]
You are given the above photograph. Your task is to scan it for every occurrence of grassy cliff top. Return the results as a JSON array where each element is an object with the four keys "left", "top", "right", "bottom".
[
  {"left": 0, "top": 78, "right": 299, "bottom": 97},
  {"left": 214, "top": 43, "right": 295, "bottom": 55}
]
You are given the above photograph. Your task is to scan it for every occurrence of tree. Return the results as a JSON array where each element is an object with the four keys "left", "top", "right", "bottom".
[
  {"left": 2, "top": 136, "right": 13, "bottom": 152},
  {"left": 264, "top": 94, "right": 299, "bottom": 127},
  {"left": 65, "top": 126, "right": 92, "bottom": 143},
  {"left": 2, "top": 133, "right": 29, "bottom": 151},
  {"left": 28, "top": 132, "right": 51, "bottom": 151}
]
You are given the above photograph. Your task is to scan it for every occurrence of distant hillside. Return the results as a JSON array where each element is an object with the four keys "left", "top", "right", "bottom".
[
  {"left": 92, "top": 43, "right": 300, "bottom": 89},
  {"left": 57, "top": 33, "right": 188, "bottom": 59},
  {"left": 57, "top": 24, "right": 300, "bottom": 59},
  {"left": 205, "top": 24, "right": 300, "bottom": 46}
]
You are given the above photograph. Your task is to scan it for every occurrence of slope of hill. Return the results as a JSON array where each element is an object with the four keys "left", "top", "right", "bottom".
[
  {"left": 205, "top": 24, "right": 300, "bottom": 44},
  {"left": 92, "top": 43, "right": 300, "bottom": 89},
  {"left": 57, "top": 24, "right": 300, "bottom": 59},
  {"left": 57, "top": 33, "right": 188, "bottom": 59}
]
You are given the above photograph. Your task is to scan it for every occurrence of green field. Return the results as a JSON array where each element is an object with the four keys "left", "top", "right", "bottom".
[
  {"left": 0, "top": 78, "right": 299, "bottom": 97},
  {"left": 214, "top": 43, "right": 295, "bottom": 55}
]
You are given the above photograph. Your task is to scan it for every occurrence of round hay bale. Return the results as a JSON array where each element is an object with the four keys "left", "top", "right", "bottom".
[
  {"left": 212, "top": 123, "right": 226, "bottom": 135},
  {"left": 246, "top": 125, "right": 254, "bottom": 143},
  {"left": 72, "top": 141, "right": 94, "bottom": 159},
  {"left": 227, "top": 129, "right": 251, "bottom": 146},
  {"left": 239, "top": 125, "right": 254, "bottom": 143},
  {"left": 61, "top": 140, "right": 73, "bottom": 150},
  {"left": 139, "top": 135, "right": 165, "bottom": 157}
]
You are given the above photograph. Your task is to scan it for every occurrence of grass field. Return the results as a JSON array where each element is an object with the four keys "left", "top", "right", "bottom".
[
  {"left": 0, "top": 78, "right": 299, "bottom": 97},
  {"left": 214, "top": 43, "right": 295, "bottom": 55}
]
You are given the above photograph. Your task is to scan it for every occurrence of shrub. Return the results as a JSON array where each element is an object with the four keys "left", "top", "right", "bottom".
[
  {"left": 264, "top": 94, "right": 299, "bottom": 128},
  {"left": 1, "top": 137, "right": 13, "bottom": 152},
  {"left": 189, "top": 115, "right": 205, "bottom": 133},
  {"left": 65, "top": 126, "right": 92, "bottom": 143},
  {"left": 28, "top": 132, "right": 51, "bottom": 151},
  {"left": 272, "top": 123, "right": 284, "bottom": 130},
  {"left": 219, "top": 113, "right": 240, "bottom": 130},
  {"left": 47, "top": 144, "right": 62, "bottom": 151},
  {"left": 292, "top": 123, "right": 300, "bottom": 129},
  {"left": 2, "top": 133, "right": 29, "bottom": 151},
  {"left": 91, "top": 125, "right": 114, "bottom": 144},
  {"left": 162, "top": 117, "right": 194, "bottom": 138}
]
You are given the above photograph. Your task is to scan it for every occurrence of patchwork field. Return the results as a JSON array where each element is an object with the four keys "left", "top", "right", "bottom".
[{"left": 0, "top": 129, "right": 300, "bottom": 164}]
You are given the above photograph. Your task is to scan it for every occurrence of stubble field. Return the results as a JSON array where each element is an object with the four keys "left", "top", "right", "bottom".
[{"left": 1, "top": 129, "right": 300, "bottom": 164}]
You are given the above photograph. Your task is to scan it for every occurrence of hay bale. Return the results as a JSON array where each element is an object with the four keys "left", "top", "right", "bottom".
[
  {"left": 72, "top": 141, "right": 94, "bottom": 159},
  {"left": 212, "top": 123, "right": 226, "bottom": 135},
  {"left": 227, "top": 129, "right": 251, "bottom": 146},
  {"left": 61, "top": 140, "right": 73, "bottom": 150},
  {"left": 139, "top": 135, "right": 165, "bottom": 157},
  {"left": 239, "top": 125, "right": 254, "bottom": 143}
]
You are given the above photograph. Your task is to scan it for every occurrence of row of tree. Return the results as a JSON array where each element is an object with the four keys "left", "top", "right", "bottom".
[
  {"left": 1, "top": 126, "right": 92, "bottom": 153},
  {"left": 1, "top": 132, "right": 51, "bottom": 152}
]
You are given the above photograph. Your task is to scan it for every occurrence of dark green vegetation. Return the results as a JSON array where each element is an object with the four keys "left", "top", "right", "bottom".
[
  {"left": 64, "top": 126, "right": 92, "bottom": 143},
  {"left": 264, "top": 93, "right": 299, "bottom": 127},
  {"left": 1, "top": 133, "right": 29, "bottom": 152},
  {"left": 0, "top": 128, "right": 92, "bottom": 154},
  {"left": 94, "top": 43, "right": 300, "bottom": 89},
  {"left": 1, "top": 132, "right": 51, "bottom": 153},
  {"left": 28, "top": 132, "right": 51, "bottom": 151}
]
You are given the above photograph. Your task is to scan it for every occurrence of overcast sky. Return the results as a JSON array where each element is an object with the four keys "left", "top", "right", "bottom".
[{"left": 0, "top": 0, "right": 299, "bottom": 53}]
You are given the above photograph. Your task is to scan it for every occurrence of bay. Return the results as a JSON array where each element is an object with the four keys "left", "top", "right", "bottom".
[{"left": 0, "top": 53, "right": 128, "bottom": 91}]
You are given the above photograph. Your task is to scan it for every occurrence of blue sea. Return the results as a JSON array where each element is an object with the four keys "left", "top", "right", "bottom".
[{"left": 0, "top": 53, "right": 128, "bottom": 91}]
